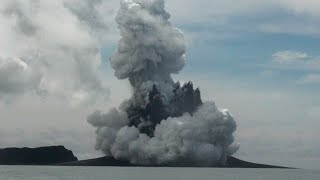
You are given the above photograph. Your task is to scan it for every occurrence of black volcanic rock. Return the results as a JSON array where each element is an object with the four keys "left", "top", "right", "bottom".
[
  {"left": 127, "top": 82, "right": 204, "bottom": 137},
  {"left": 59, "top": 156, "right": 291, "bottom": 168},
  {"left": 0, "top": 146, "right": 78, "bottom": 165}
]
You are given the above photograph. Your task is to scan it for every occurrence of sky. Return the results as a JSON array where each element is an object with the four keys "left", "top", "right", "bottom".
[{"left": 0, "top": 0, "right": 319, "bottom": 169}]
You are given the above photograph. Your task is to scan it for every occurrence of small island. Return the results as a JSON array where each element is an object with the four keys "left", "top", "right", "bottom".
[
  {"left": 0, "top": 146, "right": 77, "bottom": 165},
  {"left": 59, "top": 156, "right": 290, "bottom": 168}
]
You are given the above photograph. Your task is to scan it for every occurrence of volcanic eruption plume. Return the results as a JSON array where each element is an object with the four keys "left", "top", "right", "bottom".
[{"left": 88, "top": 0, "right": 238, "bottom": 166}]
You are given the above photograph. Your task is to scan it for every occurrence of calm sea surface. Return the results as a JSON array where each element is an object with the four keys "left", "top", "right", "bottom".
[{"left": 0, "top": 166, "right": 319, "bottom": 180}]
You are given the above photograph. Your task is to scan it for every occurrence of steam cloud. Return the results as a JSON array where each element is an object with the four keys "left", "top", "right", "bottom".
[
  {"left": 0, "top": 0, "right": 113, "bottom": 105},
  {"left": 88, "top": 0, "right": 238, "bottom": 166}
]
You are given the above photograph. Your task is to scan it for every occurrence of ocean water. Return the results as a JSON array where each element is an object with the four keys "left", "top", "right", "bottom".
[{"left": 0, "top": 166, "right": 319, "bottom": 180}]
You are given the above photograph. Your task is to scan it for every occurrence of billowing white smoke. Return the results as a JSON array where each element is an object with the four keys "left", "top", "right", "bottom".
[
  {"left": 89, "top": 102, "right": 238, "bottom": 166},
  {"left": 88, "top": 0, "right": 238, "bottom": 166},
  {"left": 0, "top": 57, "right": 41, "bottom": 99},
  {"left": 110, "top": 0, "right": 186, "bottom": 107},
  {"left": 0, "top": 0, "right": 114, "bottom": 105}
]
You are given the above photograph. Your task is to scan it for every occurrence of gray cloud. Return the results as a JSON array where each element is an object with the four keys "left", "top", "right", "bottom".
[
  {"left": 272, "top": 50, "right": 310, "bottom": 64},
  {"left": 0, "top": 0, "right": 113, "bottom": 105},
  {"left": 65, "top": 0, "right": 108, "bottom": 31},
  {"left": 0, "top": 57, "right": 41, "bottom": 101}
]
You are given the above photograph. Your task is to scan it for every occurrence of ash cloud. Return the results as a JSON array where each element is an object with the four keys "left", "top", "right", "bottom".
[
  {"left": 88, "top": 0, "right": 238, "bottom": 166},
  {"left": 0, "top": 0, "right": 112, "bottom": 105},
  {"left": 0, "top": 57, "right": 41, "bottom": 100}
]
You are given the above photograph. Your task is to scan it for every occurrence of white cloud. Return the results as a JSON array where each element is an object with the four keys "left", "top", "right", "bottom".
[
  {"left": 272, "top": 50, "right": 310, "bottom": 64},
  {"left": 0, "top": 0, "right": 118, "bottom": 105},
  {"left": 270, "top": 50, "right": 320, "bottom": 85},
  {"left": 166, "top": 0, "right": 262, "bottom": 23},
  {"left": 269, "top": 50, "right": 320, "bottom": 71},
  {"left": 166, "top": 0, "right": 320, "bottom": 40},
  {"left": 259, "top": 22, "right": 320, "bottom": 37},
  {"left": 272, "top": 50, "right": 320, "bottom": 71},
  {"left": 166, "top": 0, "right": 320, "bottom": 22}
]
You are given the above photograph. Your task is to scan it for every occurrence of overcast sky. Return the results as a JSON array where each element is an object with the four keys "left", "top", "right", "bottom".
[{"left": 0, "top": 0, "right": 319, "bottom": 169}]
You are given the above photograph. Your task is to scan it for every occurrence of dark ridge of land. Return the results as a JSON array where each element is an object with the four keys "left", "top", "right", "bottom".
[
  {"left": 225, "top": 156, "right": 291, "bottom": 168},
  {"left": 59, "top": 156, "right": 292, "bottom": 168},
  {"left": 0, "top": 146, "right": 292, "bottom": 168},
  {"left": 0, "top": 146, "right": 78, "bottom": 165},
  {"left": 59, "top": 156, "right": 137, "bottom": 167}
]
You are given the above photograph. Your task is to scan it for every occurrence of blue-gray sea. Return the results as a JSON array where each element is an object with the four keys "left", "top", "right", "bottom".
[{"left": 0, "top": 166, "right": 319, "bottom": 180}]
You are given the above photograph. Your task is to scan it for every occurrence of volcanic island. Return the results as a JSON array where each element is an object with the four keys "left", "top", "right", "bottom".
[{"left": 0, "top": 0, "right": 292, "bottom": 169}]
